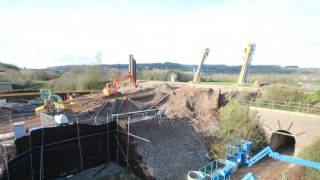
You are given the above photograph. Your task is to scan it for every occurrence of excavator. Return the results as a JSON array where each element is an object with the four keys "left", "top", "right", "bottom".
[
  {"left": 34, "top": 89, "right": 74, "bottom": 115},
  {"left": 102, "top": 72, "right": 137, "bottom": 97}
]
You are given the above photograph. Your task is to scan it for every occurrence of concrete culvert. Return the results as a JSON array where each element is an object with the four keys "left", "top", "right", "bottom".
[
  {"left": 187, "top": 171, "right": 205, "bottom": 180},
  {"left": 270, "top": 130, "right": 296, "bottom": 155}
]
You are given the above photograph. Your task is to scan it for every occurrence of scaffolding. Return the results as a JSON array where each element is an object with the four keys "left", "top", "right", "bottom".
[{"left": 0, "top": 108, "right": 164, "bottom": 179}]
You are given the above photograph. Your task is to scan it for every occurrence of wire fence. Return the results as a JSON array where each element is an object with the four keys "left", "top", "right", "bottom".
[{"left": 240, "top": 100, "right": 320, "bottom": 115}]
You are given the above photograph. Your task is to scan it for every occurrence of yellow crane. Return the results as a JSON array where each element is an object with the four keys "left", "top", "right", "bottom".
[
  {"left": 238, "top": 43, "right": 256, "bottom": 85},
  {"left": 193, "top": 48, "right": 210, "bottom": 83}
]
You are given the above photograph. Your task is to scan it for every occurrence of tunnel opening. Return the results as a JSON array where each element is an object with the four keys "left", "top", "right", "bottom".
[{"left": 270, "top": 130, "right": 295, "bottom": 155}]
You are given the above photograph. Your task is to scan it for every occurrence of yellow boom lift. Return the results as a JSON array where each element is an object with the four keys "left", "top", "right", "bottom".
[
  {"left": 238, "top": 43, "right": 256, "bottom": 85},
  {"left": 193, "top": 48, "right": 210, "bottom": 83}
]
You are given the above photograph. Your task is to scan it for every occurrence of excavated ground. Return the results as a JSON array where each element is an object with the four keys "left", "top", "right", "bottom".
[
  {"left": 130, "top": 120, "right": 207, "bottom": 179},
  {"left": 69, "top": 82, "right": 311, "bottom": 180},
  {"left": 0, "top": 81, "right": 308, "bottom": 179},
  {"left": 70, "top": 81, "right": 221, "bottom": 179}
]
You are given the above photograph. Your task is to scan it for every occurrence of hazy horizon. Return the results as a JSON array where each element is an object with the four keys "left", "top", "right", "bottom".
[{"left": 4, "top": 61, "right": 310, "bottom": 70}]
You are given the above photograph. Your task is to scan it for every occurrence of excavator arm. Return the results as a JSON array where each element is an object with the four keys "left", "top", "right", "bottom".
[
  {"left": 103, "top": 72, "right": 137, "bottom": 97},
  {"left": 112, "top": 72, "right": 137, "bottom": 89}
]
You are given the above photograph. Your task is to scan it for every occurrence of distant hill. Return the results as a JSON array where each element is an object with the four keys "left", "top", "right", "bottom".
[
  {"left": 48, "top": 62, "right": 319, "bottom": 74},
  {"left": 0, "top": 62, "right": 20, "bottom": 72}
]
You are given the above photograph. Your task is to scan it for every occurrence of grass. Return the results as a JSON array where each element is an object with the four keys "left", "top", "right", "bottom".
[
  {"left": 210, "top": 101, "right": 267, "bottom": 159},
  {"left": 259, "top": 85, "right": 320, "bottom": 105},
  {"left": 299, "top": 139, "right": 320, "bottom": 179},
  {"left": 284, "top": 139, "right": 320, "bottom": 179}
]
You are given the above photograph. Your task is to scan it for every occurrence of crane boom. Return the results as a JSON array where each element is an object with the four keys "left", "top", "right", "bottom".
[
  {"left": 247, "top": 146, "right": 320, "bottom": 169},
  {"left": 193, "top": 48, "right": 210, "bottom": 83},
  {"left": 238, "top": 43, "right": 255, "bottom": 85}
]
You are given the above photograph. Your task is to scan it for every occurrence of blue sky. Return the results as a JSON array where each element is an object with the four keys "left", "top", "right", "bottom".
[{"left": 0, "top": 0, "right": 319, "bottom": 68}]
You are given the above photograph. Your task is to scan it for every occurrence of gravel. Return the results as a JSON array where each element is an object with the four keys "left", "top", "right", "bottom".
[{"left": 130, "top": 119, "right": 208, "bottom": 180}]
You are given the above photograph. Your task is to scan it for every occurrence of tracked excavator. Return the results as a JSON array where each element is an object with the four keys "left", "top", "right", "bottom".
[{"left": 102, "top": 72, "right": 137, "bottom": 97}]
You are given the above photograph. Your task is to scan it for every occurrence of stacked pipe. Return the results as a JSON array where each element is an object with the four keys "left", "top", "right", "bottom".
[{"left": 129, "top": 54, "right": 137, "bottom": 84}]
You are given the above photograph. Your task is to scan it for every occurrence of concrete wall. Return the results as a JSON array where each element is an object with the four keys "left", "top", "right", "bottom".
[
  {"left": 1, "top": 122, "right": 154, "bottom": 180},
  {"left": 250, "top": 107, "right": 320, "bottom": 155}
]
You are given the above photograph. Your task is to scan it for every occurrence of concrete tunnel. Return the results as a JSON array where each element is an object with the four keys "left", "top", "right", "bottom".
[{"left": 270, "top": 130, "right": 296, "bottom": 155}]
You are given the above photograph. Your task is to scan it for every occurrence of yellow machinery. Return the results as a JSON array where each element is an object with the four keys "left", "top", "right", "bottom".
[
  {"left": 238, "top": 43, "right": 256, "bottom": 85},
  {"left": 35, "top": 101, "right": 74, "bottom": 114},
  {"left": 193, "top": 48, "right": 210, "bottom": 83},
  {"left": 34, "top": 90, "right": 74, "bottom": 114}
]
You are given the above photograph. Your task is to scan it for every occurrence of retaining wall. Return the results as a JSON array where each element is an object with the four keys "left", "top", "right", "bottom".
[{"left": 1, "top": 122, "right": 154, "bottom": 180}]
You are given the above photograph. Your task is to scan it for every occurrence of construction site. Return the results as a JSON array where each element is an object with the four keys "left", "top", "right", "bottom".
[{"left": 0, "top": 46, "right": 319, "bottom": 180}]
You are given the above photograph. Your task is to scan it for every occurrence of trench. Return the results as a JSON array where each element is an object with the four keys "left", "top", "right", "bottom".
[{"left": 270, "top": 130, "right": 295, "bottom": 155}]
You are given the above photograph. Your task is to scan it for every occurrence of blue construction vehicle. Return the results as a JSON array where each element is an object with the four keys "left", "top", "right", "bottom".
[
  {"left": 187, "top": 139, "right": 320, "bottom": 180},
  {"left": 241, "top": 172, "right": 256, "bottom": 180}
]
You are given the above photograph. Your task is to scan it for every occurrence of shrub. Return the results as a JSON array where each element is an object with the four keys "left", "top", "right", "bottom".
[
  {"left": 307, "top": 90, "right": 320, "bottom": 105},
  {"left": 210, "top": 101, "right": 267, "bottom": 158},
  {"left": 260, "top": 85, "right": 320, "bottom": 106},
  {"left": 140, "top": 70, "right": 171, "bottom": 81},
  {"left": 261, "top": 85, "right": 305, "bottom": 102},
  {"left": 4, "top": 69, "right": 33, "bottom": 86},
  {"left": 20, "top": 69, "right": 60, "bottom": 81},
  {"left": 233, "top": 91, "right": 257, "bottom": 103},
  {"left": 299, "top": 139, "right": 320, "bottom": 179},
  {"left": 48, "top": 65, "right": 105, "bottom": 91}
]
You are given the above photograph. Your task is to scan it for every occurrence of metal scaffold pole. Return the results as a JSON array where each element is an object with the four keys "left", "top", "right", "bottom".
[
  {"left": 39, "top": 127, "right": 44, "bottom": 180},
  {"left": 76, "top": 116, "right": 84, "bottom": 171},
  {"left": 126, "top": 116, "right": 130, "bottom": 172},
  {"left": 106, "top": 113, "right": 110, "bottom": 161},
  {"left": 116, "top": 115, "right": 119, "bottom": 163},
  {"left": 29, "top": 131, "right": 34, "bottom": 180},
  {"left": 2, "top": 140, "right": 10, "bottom": 180}
]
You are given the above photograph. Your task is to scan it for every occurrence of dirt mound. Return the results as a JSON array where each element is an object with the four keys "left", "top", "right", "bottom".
[
  {"left": 72, "top": 93, "right": 105, "bottom": 113},
  {"left": 70, "top": 83, "right": 220, "bottom": 135},
  {"left": 0, "top": 103, "right": 34, "bottom": 115},
  {"left": 154, "top": 83, "right": 175, "bottom": 94},
  {"left": 162, "top": 86, "right": 220, "bottom": 134}
]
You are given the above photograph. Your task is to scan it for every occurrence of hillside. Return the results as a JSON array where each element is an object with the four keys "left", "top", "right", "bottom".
[
  {"left": 47, "top": 63, "right": 320, "bottom": 74},
  {"left": 0, "top": 62, "right": 20, "bottom": 72}
]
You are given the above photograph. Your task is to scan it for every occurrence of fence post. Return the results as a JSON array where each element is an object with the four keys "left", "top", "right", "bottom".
[
  {"left": 126, "top": 116, "right": 130, "bottom": 172},
  {"left": 2, "top": 143, "right": 10, "bottom": 180},
  {"left": 29, "top": 131, "right": 34, "bottom": 180},
  {"left": 9, "top": 115, "right": 12, "bottom": 131},
  {"left": 106, "top": 113, "right": 110, "bottom": 161},
  {"left": 116, "top": 115, "right": 119, "bottom": 163},
  {"left": 39, "top": 127, "right": 44, "bottom": 180},
  {"left": 289, "top": 102, "right": 292, "bottom": 111},
  {"left": 76, "top": 116, "right": 83, "bottom": 171}
]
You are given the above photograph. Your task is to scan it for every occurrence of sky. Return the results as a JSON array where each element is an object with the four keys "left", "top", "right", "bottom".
[{"left": 0, "top": 0, "right": 319, "bottom": 68}]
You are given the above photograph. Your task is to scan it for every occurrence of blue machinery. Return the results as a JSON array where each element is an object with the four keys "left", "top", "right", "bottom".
[{"left": 191, "top": 139, "right": 320, "bottom": 180}]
